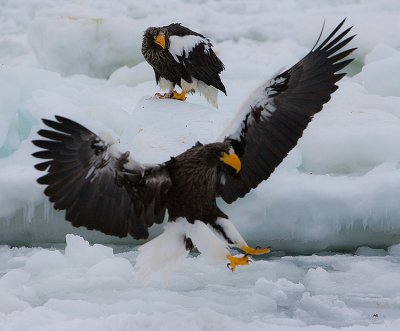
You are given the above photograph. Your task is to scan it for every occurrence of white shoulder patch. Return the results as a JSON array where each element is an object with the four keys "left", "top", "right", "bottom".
[
  {"left": 168, "top": 35, "right": 210, "bottom": 62},
  {"left": 218, "top": 74, "right": 290, "bottom": 141}
]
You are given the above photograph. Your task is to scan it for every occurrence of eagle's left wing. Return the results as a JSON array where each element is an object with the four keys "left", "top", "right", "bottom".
[{"left": 219, "top": 19, "right": 356, "bottom": 204}]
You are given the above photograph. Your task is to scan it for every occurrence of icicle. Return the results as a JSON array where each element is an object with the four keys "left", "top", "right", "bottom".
[
  {"left": 43, "top": 199, "right": 51, "bottom": 221},
  {"left": 23, "top": 201, "right": 35, "bottom": 225}
]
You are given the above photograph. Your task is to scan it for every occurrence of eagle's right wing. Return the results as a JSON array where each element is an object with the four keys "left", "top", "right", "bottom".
[{"left": 32, "top": 116, "right": 171, "bottom": 239}]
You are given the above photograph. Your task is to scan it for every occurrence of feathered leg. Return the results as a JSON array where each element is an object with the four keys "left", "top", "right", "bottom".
[{"left": 210, "top": 218, "right": 271, "bottom": 261}]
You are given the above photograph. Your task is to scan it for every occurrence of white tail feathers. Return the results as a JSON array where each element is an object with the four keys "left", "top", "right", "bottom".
[
  {"left": 134, "top": 218, "right": 232, "bottom": 282},
  {"left": 181, "top": 78, "right": 220, "bottom": 108},
  {"left": 134, "top": 221, "right": 189, "bottom": 282}
]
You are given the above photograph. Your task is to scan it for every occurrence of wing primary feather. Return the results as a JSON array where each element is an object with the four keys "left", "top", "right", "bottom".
[
  {"left": 315, "top": 18, "right": 346, "bottom": 51},
  {"left": 310, "top": 19, "right": 326, "bottom": 52},
  {"left": 320, "top": 27, "right": 353, "bottom": 53},
  {"left": 34, "top": 160, "right": 52, "bottom": 171}
]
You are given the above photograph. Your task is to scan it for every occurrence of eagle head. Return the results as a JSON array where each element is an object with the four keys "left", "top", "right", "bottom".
[
  {"left": 144, "top": 27, "right": 168, "bottom": 50},
  {"left": 204, "top": 143, "right": 241, "bottom": 174}
]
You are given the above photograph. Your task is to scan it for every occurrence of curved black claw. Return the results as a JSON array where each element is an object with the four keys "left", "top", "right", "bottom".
[
  {"left": 243, "top": 254, "right": 252, "bottom": 264},
  {"left": 256, "top": 245, "right": 272, "bottom": 250},
  {"left": 226, "top": 263, "right": 233, "bottom": 271}
]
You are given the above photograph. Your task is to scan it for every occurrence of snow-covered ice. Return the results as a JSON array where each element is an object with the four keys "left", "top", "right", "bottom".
[
  {"left": 1, "top": 0, "right": 400, "bottom": 329},
  {"left": 1, "top": 235, "right": 400, "bottom": 330}
]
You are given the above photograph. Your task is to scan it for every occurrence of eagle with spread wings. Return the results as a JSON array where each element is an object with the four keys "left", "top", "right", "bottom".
[{"left": 33, "top": 20, "right": 355, "bottom": 272}]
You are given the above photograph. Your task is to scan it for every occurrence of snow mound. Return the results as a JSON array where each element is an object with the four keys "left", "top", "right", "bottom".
[
  {"left": 64, "top": 234, "right": 114, "bottom": 265},
  {"left": 360, "top": 54, "right": 400, "bottom": 97},
  {"left": 28, "top": 7, "right": 146, "bottom": 78},
  {"left": 109, "top": 62, "right": 154, "bottom": 86}
]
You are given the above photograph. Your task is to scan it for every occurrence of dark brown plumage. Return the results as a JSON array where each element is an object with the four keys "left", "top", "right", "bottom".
[
  {"left": 33, "top": 20, "right": 355, "bottom": 271},
  {"left": 141, "top": 23, "right": 226, "bottom": 107}
]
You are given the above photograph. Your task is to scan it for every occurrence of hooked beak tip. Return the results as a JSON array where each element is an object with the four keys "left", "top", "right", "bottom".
[{"left": 221, "top": 152, "right": 241, "bottom": 173}]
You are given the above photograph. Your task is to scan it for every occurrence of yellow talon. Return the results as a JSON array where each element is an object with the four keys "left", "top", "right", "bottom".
[
  {"left": 155, "top": 90, "right": 187, "bottom": 101},
  {"left": 171, "top": 90, "right": 187, "bottom": 101},
  {"left": 226, "top": 254, "right": 250, "bottom": 272},
  {"left": 241, "top": 245, "right": 271, "bottom": 255}
]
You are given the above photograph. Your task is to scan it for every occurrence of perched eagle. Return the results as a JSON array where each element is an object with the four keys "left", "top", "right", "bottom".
[
  {"left": 141, "top": 23, "right": 226, "bottom": 108},
  {"left": 33, "top": 20, "right": 355, "bottom": 273}
]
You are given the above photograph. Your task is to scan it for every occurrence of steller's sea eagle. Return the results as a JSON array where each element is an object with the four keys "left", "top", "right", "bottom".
[
  {"left": 33, "top": 20, "right": 355, "bottom": 273},
  {"left": 141, "top": 23, "right": 226, "bottom": 108}
]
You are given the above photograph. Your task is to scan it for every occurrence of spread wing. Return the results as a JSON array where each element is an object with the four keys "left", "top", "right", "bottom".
[
  {"left": 167, "top": 23, "right": 226, "bottom": 93},
  {"left": 32, "top": 116, "right": 171, "bottom": 239},
  {"left": 219, "top": 19, "right": 356, "bottom": 204}
]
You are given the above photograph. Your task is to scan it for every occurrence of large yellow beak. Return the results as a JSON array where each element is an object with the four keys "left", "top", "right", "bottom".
[
  {"left": 221, "top": 152, "right": 241, "bottom": 173},
  {"left": 154, "top": 34, "right": 166, "bottom": 49}
]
